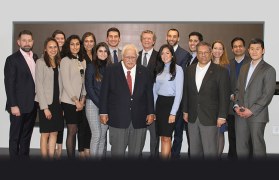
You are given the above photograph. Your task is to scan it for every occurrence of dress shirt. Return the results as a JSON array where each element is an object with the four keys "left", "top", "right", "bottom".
[
  {"left": 20, "top": 48, "right": 36, "bottom": 82},
  {"left": 195, "top": 61, "right": 211, "bottom": 92},
  {"left": 141, "top": 48, "right": 153, "bottom": 65},
  {"left": 173, "top": 44, "right": 178, "bottom": 52},
  {"left": 153, "top": 62, "right": 184, "bottom": 115},
  {"left": 190, "top": 52, "right": 197, "bottom": 65},
  {"left": 245, "top": 59, "right": 262, "bottom": 90},
  {"left": 110, "top": 48, "right": 119, "bottom": 62},
  {"left": 121, "top": 61, "right": 136, "bottom": 94}
]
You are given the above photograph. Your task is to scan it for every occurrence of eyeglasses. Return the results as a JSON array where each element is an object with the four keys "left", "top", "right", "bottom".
[
  {"left": 197, "top": 51, "right": 211, "bottom": 56},
  {"left": 124, "top": 56, "right": 136, "bottom": 60}
]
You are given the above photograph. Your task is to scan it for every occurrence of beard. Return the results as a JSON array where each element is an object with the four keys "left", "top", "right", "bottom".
[{"left": 21, "top": 46, "right": 32, "bottom": 52}]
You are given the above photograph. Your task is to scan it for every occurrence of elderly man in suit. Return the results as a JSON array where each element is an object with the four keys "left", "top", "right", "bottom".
[
  {"left": 137, "top": 30, "right": 159, "bottom": 158},
  {"left": 234, "top": 38, "right": 276, "bottom": 159},
  {"left": 183, "top": 41, "right": 230, "bottom": 159},
  {"left": 4, "top": 30, "right": 38, "bottom": 159},
  {"left": 166, "top": 28, "right": 192, "bottom": 159},
  {"left": 99, "top": 44, "right": 154, "bottom": 158}
]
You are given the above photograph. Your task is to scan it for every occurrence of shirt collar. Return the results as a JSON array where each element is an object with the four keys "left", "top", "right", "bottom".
[{"left": 20, "top": 48, "right": 33, "bottom": 58}]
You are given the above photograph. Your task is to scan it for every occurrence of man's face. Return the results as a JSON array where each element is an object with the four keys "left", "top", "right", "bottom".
[
  {"left": 248, "top": 44, "right": 264, "bottom": 61},
  {"left": 123, "top": 48, "right": 137, "bottom": 70},
  {"left": 166, "top": 30, "right": 179, "bottom": 46},
  {"left": 107, "top": 31, "right": 120, "bottom": 48},
  {"left": 17, "top": 34, "right": 34, "bottom": 52},
  {"left": 141, "top": 33, "right": 155, "bottom": 50},
  {"left": 232, "top": 40, "right": 246, "bottom": 57},
  {"left": 197, "top": 45, "right": 212, "bottom": 67},
  {"left": 188, "top": 35, "right": 200, "bottom": 52}
]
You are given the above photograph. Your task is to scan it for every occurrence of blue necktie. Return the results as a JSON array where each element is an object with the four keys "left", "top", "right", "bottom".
[{"left": 113, "top": 50, "right": 118, "bottom": 63}]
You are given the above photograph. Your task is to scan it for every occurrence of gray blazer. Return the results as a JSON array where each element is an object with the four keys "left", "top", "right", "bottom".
[
  {"left": 235, "top": 60, "right": 276, "bottom": 122},
  {"left": 228, "top": 55, "right": 251, "bottom": 114},
  {"left": 35, "top": 58, "right": 62, "bottom": 110},
  {"left": 60, "top": 56, "right": 86, "bottom": 105}
]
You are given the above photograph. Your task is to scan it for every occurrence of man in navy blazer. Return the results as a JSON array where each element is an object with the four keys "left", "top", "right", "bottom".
[
  {"left": 99, "top": 44, "right": 154, "bottom": 158},
  {"left": 4, "top": 30, "right": 38, "bottom": 159},
  {"left": 166, "top": 28, "right": 192, "bottom": 159},
  {"left": 137, "top": 30, "right": 159, "bottom": 158}
]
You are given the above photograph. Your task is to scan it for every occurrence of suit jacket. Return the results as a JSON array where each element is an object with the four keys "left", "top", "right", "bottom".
[
  {"left": 175, "top": 45, "right": 192, "bottom": 71},
  {"left": 137, "top": 49, "right": 158, "bottom": 81},
  {"left": 235, "top": 60, "right": 276, "bottom": 123},
  {"left": 228, "top": 55, "right": 251, "bottom": 114},
  {"left": 4, "top": 50, "right": 38, "bottom": 113},
  {"left": 183, "top": 62, "right": 230, "bottom": 126},
  {"left": 35, "top": 58, "right": 62, "bottom": 110},
  {"left": 99, "top": 62, "right": 154, "bottom": 129},
  {"left": 60, "top": 56, "right": 86, "bottom": 105}
]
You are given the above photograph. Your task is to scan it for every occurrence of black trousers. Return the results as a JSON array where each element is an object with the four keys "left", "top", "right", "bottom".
[{"left": 9, "top": 106, "right": 37, "bottom": 159}]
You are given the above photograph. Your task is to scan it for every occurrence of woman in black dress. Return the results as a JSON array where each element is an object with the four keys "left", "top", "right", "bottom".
[{"left": 35, "top": 37, "right": 63, "bottom": 159}]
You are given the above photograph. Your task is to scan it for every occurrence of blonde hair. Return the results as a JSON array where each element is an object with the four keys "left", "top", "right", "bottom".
[{"left": 212, "top": 40, "right": 229, "bottom": 67}]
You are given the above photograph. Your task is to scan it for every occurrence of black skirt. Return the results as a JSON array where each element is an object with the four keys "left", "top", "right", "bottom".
[
  {"left": 39, "top": 67, "right": 64, "bottom": 133},
  {"left": 61, "top": 102, "right": 82, "bottom": 125},
  {"left": 155, "top": 95, "right": 175, "bottom": 137}
]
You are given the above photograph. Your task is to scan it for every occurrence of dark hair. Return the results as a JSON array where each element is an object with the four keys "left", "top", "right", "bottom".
[
  {"left": 231, "top": 37, "right": 246, "bottom": 48},
  {"left": 167, "top": 28, "right": 179, "bottom": 37},
  {"left": 82, "top": 32, "right": 97, "bottom": 60},
  {"left": 61, "top": 35, "right": 83, "bottom": 61},
  {"left": 18, "top": 30, "right": 32, "bottom": 39},
  {"left": 189, "top": 31, "right": 203, "bottom": 41},
  {"left": 106, "top": 27, "right": 120, "bottom": 38},
  {"left": 52, "top": 30, "right": 66, "bottom": 39},
  {"left": 43, "top": 37, "right": 61, "bottom": 67},
  {"left": 248, "top": 38, "right": 264, "bottom": 49},
  {"left": 155, "top": 44, "right": 176, "bottom": 81},
  {"left": 196, "top": 41, "right": 212, "bottom": 52},
  {"left": 93, "top": 42, "right": 112, "bottom": 81}
]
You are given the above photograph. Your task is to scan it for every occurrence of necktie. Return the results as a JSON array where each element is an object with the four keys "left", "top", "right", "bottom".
[
  {"left": 126, "top": 70, "right": 132, "bottom": 95},
  {"left": 113, "top": 50, "right": 118, "bottom": 63},
  {"left": 143, "top": 52, "right": 148, "bottom": 67}
]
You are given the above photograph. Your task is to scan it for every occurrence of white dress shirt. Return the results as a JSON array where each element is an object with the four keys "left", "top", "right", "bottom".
[{"left": 121, "top": 61, "right": 136, "bottom": 94}]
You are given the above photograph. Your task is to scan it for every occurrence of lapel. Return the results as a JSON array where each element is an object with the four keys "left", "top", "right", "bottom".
[
  {"left": 17, "top": 50, "right": 34, "bottom": 82},
  {"left": 148, "top": 50, "right": 157, "bottom": 67},
  {"left": 190, "top": 64, "right": 198, "bottom": 93},
  {"left": 199, "top": 63, "right": 215, "bottom": 92},
  {"left": 137, "top": 50, "right": 143, "bottom": 66},
  {"left": 245, "top": 60, "right": 265, "bottom": 90},
  {"left": 133, "top": 66, "right": 141, "bottom": 96}
]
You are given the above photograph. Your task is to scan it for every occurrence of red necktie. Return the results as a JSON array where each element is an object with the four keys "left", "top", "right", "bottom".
[{"left": 127, "top": 70, "right": 132, "bottom": 95}]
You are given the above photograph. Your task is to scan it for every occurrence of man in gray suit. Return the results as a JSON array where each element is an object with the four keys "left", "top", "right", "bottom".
[
  {"left": 183, "top": 42, "right": 230, "bottom": 159},
  {"left": 234, "top": 38, "right": 276, "bottom": 159},
  {"left": 106, "top": 27, "right": 122, "bottom": 64}
]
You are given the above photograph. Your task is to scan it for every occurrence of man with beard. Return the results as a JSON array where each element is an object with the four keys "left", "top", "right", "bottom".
[{"left": 4, "top": 30, "right": 38, "bottom": 159}]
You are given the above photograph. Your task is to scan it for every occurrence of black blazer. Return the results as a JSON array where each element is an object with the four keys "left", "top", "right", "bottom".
[
  {"left": 183, "top": 62, "right": 230, "bottom": 126},
  {"left": 99, "top": 62, "right": 154, "bottom": 129},
  {"left": 175, "top": 45, "right": 192, "bottom": 71},
  {"left": 137, "top": 49, "right": 158, "bottom": 81},
  {"left": 4, "top": 50, "right": 38, "bottom": 113}
]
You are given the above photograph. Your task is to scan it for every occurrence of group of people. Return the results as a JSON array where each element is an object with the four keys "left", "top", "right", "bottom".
[{"left": 4, "top": 27, "right": 276, "bottom": 160}]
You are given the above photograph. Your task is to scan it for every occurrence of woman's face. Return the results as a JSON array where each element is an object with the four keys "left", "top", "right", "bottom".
[
  {"left": 97, "top": 46, "right": 108, "bottom": 61},
  {"left": 84, "top": 35, "right": 95, "bottom": 52},
  {"left": 54, "top": 34, "right": 65, "bottom": 49},
  {"left": 45, "top": 40, "right": 58, "bottom": 59},
  {"left": 161, "top": 47, "right": 172, "bottom": 64},
  {"left": 70, "top": 38, "right": 80, "bottom": 56},
  {"left": 212, "top": 42, "right": 224, "bottom": 59}
]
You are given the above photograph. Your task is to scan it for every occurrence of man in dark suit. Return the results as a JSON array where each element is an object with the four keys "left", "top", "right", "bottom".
[
  {"left": 183, "top": 42, "right": 230, "bottom": 159},
  {"left": 106, "top": 27, "right": 122, "bottom": 64},
  {"left": 4, "top": 30, "right": 38, "bottom": 159},
  {"left": 99, "top": 44, "right": 154, "bottom": 158},
  {"left": 187, "top": 32, "right": 203, "bottom": 67},
  {"left": 137, "top": 30, "right": 159, "bottom": 158},
  {"left": 234, "top": 38, "right": 276, "bottom": 159},
  {"left": 166, "top": 28, "right": 192, "bottom": 159},
  {"left": 228, "top": 37, "right": 251, "bottom": 160}
]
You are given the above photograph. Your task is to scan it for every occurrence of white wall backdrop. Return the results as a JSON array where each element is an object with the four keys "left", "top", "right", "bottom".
[{"left": 0, "top": 0, "right": 278, "bottom": 154}]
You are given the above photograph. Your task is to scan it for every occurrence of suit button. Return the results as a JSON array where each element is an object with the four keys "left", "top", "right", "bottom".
[
  {"left": 130, "top": 108, "right": 131, "bottom": 110},
  {"left": 131, "top": 98, "right": 133, "bottom": 101}
]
